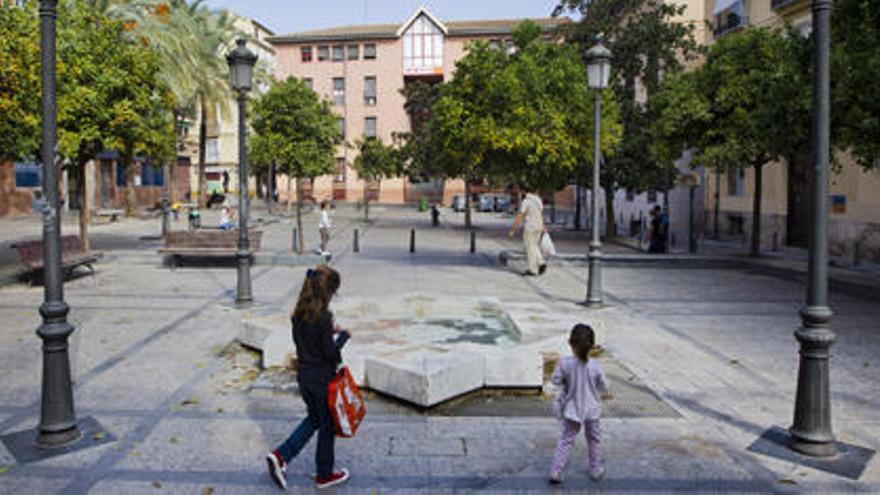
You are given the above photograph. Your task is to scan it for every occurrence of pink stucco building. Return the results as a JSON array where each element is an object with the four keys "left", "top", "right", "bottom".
[{"left": 268, "top": 7, "right": 565, "bottom": 205}]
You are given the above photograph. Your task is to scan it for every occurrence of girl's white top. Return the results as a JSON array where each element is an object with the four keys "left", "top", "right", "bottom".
[
  {"left": 319, "top": 210, "right": 331, "bottom": 229},
  {"left": 551, "top": 356, "right": 609, "bottom": 422}
]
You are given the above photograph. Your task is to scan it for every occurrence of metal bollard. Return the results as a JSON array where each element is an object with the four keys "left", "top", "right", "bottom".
[
  {"left": 353, "top": 229, "right": 360, "bottom": 253},
  {"left": 410, "top": 229, "right": 416, "bottom": 253},
  {"left": 470, "top": 230, "right": 476, "bottom": 253},
  {"left": 292, "top": 228, "right": 298, "bottom": 252}
]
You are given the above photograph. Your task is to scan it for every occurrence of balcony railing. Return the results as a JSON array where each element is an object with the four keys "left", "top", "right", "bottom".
[{"left": 771, "top": 0, "right": 807, "bottom": 11}]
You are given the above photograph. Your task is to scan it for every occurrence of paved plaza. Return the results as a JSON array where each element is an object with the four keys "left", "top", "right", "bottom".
[{"left": 0, "top": 206, "right": 878, "bottom": 493}]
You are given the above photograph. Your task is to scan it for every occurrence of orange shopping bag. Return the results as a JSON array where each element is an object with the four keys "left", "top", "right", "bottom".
[{"left": 327, "top": 366, "right": 366, "bottom": 437}]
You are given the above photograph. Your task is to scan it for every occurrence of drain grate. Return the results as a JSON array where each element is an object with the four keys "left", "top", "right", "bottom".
[{"left": 431, "top": 357, "right": 681, "bottom": 419}]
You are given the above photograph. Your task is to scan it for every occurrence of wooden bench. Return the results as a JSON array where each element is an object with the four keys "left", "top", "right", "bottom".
[
  {"left": 158, "top": 230, "right": 263, "bottom": 268},
  {"left": 95, "top": 209, "right": 124, "bottom": 222},
  {"left": 10, "top": 235, "right": 103, "bottom": 285}
]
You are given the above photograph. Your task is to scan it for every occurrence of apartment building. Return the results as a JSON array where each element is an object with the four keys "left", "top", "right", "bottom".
[
  {"left": 705, "top": 0, "right": 880, "bottom": 260},
  {"left": 267, "top": 7, "right": 565, "bottom": 205}
]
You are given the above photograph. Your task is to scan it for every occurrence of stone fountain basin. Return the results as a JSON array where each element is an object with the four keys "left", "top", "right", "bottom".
[{"left": 239, "top": 296, "right": 600, "bottom": 407}]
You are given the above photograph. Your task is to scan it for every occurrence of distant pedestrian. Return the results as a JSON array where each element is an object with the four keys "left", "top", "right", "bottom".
[
  {"left": 266, "top": 266, "right": 352, "bottom": 490},
  {"left": 318, "top": 200, "right": 331, "bottom": 256},
  {"left": 508, "top": 184, "right": 547, "bottom": 276},
  {"left": 645, "top": 205, "right": 667, "bottom": 253},
  {"left": 430, "top": 203, "right": 441, "bottom": 227},
  {"left": 549, "top": 324, "right": 610, "bottom": 485}
]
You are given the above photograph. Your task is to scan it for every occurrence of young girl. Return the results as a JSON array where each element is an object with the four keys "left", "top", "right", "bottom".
[
  {"left": 266, "top": 266, "right": 351, "bottom": 490},
  {"left": 549, "top": 324, "right": 609, "bottom": 484}
]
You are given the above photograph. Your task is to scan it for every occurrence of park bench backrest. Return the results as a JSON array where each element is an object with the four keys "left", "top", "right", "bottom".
[
  {"left": 12, "top": 235, "right": 89, "bottom": 269},
  {"left": 164, "top": 230, "right": 262, "bottom": 250}
]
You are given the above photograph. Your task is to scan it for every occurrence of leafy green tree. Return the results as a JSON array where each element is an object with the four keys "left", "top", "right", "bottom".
[
  {"left": 0, "top": 3, "right": 40, "bottom": 163},
  {"left": 426, "top": 21, "right": 620, "bottom": 228},
  {"left": 554, "top": 0, "right": 700, "bottom": 237},
  {"left": 832, "top": 0, "right": 880, "bottom": 170},
  {"left": 352, "top": 137, "right": 400, "bottom": 222},
  {"left": 250, "top": 77, "right": 340, "bottom": 253},
  {"left": 54, "top": 1, "right": 175, "bottom": 248},
  {"left": 652, "top": 27, "right": 810, "bottom": 256}
]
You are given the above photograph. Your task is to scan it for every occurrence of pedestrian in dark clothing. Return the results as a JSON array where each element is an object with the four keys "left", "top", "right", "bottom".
[
  {"left": 266, "top": 266, "right": 352, "bottom": 490},
  {"left": 646, "top": 206, "right": 667, "bottom": 253},
  {"left": 431, "top": 203, "right": 441, "bottom": 227}
]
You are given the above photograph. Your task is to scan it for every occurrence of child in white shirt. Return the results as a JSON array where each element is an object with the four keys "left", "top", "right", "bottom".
[{"left": 318, "top": 201, "right": 331, "bottom": 255}]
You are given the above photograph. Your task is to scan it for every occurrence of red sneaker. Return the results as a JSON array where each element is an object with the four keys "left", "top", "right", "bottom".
[
  {"left": 266, "top": 451, "right": 287, "bottom": 490},
  {"left": 316, "top": 468, "right": 350, "bottom": 489}
]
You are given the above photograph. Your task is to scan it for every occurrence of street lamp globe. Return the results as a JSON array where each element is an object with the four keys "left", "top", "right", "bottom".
[
  {"left": 226, "top": 38, "right": 257, "bottom": 93},
  {"left": 585, "top": 40, "right": 612, "bottom": 90}
]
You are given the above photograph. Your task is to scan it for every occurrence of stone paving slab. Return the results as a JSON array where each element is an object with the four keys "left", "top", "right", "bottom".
[{"left": 0, "top": 207, "right": 878, "bottom": 494}]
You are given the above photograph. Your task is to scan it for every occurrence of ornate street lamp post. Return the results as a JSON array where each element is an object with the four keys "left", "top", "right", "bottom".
[
  {"left": 226, "top": 38, "right": 257, "bottom": 307},
  {"left": 584, "top": 39, "right": 611, "bottom": 307},
  {"left": 790, "top": 0, "right": 836, "bottom": 457},
  {"left": 36, "top": 0, "right": 80, "bottom": 447}
]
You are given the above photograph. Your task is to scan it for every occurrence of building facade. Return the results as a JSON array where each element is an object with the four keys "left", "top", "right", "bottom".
[
  {"left": 267, "top": 7, "right": 565, "bottom": 205},
  {"left": 704, "top": 0, "right": 880, "bottom": 260}
]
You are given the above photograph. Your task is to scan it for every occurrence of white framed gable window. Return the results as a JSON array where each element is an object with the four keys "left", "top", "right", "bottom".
[
  {"left": 403, "top": 14, "right": 444, "bottom": 76},
  {"left": 206, "top": 138, "right": 220, "bottom": 164}
]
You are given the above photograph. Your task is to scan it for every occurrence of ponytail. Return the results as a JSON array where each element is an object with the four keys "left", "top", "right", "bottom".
[{"left": 569, "top": 323, "right": 595, "bottom": 362}]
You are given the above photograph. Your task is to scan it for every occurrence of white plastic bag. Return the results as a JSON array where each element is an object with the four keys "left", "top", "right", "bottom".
[{"left": 540, "top": 232, "right": 557, "bottom": 258}]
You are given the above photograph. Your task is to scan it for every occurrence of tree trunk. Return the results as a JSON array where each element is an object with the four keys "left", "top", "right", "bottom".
[
  {"left": 286, "top": 174, "right": 292, "bottom": 214},
  {"left": 197, "top": 95, "right": 208, "bottom": 208},
  {"left": 123, "top": 149, "right": 137, "bottom": 217},
  {"left": 364, "top": 177, "right": 372, "bottom": 222},
  {"left": 750, "top": 162, "right": 764, "bottom": 257},
  {"left": 77, "top": 161, "right": 90, "bottom": 252},
  {"left": 267, "top": 162, "right": 274, "bottom": 215},
  {"left": 604, "top": 184, "right": 616, "bottom": 239},
  {"left": 296, "top": 177, "right": 304, "bottom": 254},
  {"left": 464, "top": 180, "right": 472, "bottom": 229}
]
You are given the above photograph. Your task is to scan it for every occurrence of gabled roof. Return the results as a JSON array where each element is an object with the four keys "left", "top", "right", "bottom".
[
  {"left": 396, "top": 6, "right": 448, "bottom": 37},
  {"left": 267, "top": 13, "right": 569, "bottom": 45}
]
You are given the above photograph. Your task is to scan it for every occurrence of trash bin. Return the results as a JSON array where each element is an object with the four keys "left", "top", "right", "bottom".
[{"left": 418, "top": 197, "right": 429, "bottom": 212}]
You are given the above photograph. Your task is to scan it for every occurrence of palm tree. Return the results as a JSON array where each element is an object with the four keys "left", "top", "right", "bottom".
[{"left": 95, "top": 0, "right": 238, "bottom": 208}]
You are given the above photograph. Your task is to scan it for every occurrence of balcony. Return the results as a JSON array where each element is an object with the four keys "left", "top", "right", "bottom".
[{"left": 713, "top": 13, "right": 748, "bottom": 37}]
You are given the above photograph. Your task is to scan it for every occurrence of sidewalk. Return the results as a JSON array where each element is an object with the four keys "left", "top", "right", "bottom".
[{"left": 0, "top": 206, "right": 877, "bottom": 493}]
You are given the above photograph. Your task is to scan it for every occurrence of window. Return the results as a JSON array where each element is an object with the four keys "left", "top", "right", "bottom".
[
  {"left": 488, "top": 39, "right": 502, "bottom": 50},
  {"left": 332, "top": 45, "right": 344, "bottom": 61},
  {"left": 347, "top": 44, "right": 359, "bottom": 60},
  {"left": 727, "top": 166, "right": 745, "bottom": 196},
  {"left": 647, "top": 190, "right": 657, "bottom": 203},
  {"left": 364, "top": 43, "right": 376, "bottom": 60},
  {"left": 140, "top": 163, "right": 164, "bottom": 187},
  {"left": 714, "top": 0, "right": 747, "bottom": 37},
  {"left": 337, "top": 117, "right": 345, "bottom": 140},
  {"left": 301, "top": 46, "right": 312, "bottom": 62},
  {"left": 403, "top": 14, "right": 443, "bottom": 75},
  {"left": 117, "top": 162, "right": 126, "bottom": 186},
  {"left": 318, "top": 45, "right": 329, "bottom": 61},
  {"left": 206, "top": 138, "right": 220, "bottom": 163},
  {"left": 334, "top": 158, "right": 346, "bottom": 183},
  {"left": 364, "top": 117, "right": 377, "bottom": 138},
  {"left": 303, "top": 77, "right": 313, "bottom": 90},
  {"left": 332, "top": 78, "right": 345, "bottom": 105},
  {"left": 364, "top": 76, "right": 376, "bottom": 105},
  {"left": 14, "top": 161, "right": 41, "bottom": 188},
  {"left": 625, "top": 189, "right": 635, "bottom": 202}
]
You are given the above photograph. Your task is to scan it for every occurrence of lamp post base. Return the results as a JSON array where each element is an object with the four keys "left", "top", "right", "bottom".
[
  {"left": 585, "top": 243, "right": 603, "bottom": 306},
  {"left": 235, "top": 249, "right": 253, "bottom": 308},
  {"left": 36, "top": 424, "right": 81, "bottom": 448},
  {"left": 788, "top": 431, "right": 837, "bottom": 458}
]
